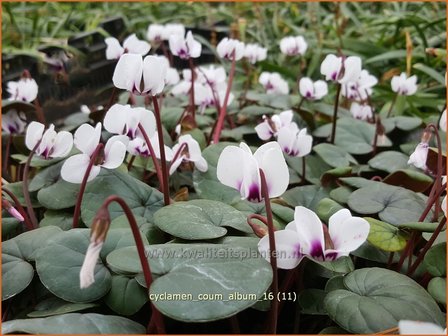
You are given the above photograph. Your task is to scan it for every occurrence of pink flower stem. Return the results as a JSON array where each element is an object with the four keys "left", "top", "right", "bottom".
[
  {"left": 330, "top": 83, "right": 342, "bottom": 144},
  {"left": 188, "top": 58, "right": 196, "bottom": 122},
  {"left": 407, "top": 217, "right": 447, "bottom": 277},
  {"left": 137, "top": 124, "right": 164, "bottom": 192},
  {"left": 33, "top": 98, "right": 46, "bottom": 124},
  {"left": 167, "top": 142, "right": 187, "bottom": 173},
  {"left": 259, "top": 169, "right": 278, "bottom": 334},
  {"left": 22, "top": 141, "right": 41, "bottom": 229},
  {"left": 100, "top": 195, "right": 165, "bottom": 334},
  {"left": 72, "top": 143, "right": 104, "bottom": 229},
  {"left": 395, "top": 182, "right": 447, "bottom": 271},
  {"left": 160, "top": 42, "right": 173, "bottom": 67},
  {"left": 152, "top": 96, "right": 170, "bottom": 206},
  {"left": 386, "top": 93, "right": 398, "bottom": 118},
  {"left": 2, "top": 188, "right": 32, "bottom": 231},
  {"left": 212, "top": 50, "right": 236, "bottom": 144},
  {"left": 424, "top": 123, "right": 443, "bottom": 220}
]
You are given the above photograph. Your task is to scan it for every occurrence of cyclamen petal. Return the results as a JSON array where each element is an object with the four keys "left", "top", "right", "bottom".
[
  {"left": 391, "top": 73, "right": 418, "bottom": 96},
  {"left": 217, "top": 141, "right": 288, "bottom": 202},
  {"left": 122, "top": 34, "right": 150, "bottom": 56},
  {"left": 258, "top": 230, "right": 304, "bottom": 270},
  {"left": 112, "top": 54, "right": 143, "bottom": 93},
  {"left": 80, "top": 241, "right": 103, "bottom": 289},
  {"left": 408, "top": 142, "right": 429, "bottom": 170},
  {"left": 105, "top": 37, "right": 124, "bottom": 60},
  {"left": 293, "top": 206, "right": 325, "bottom": 259},
  {"left": 398, "top": 320, "right": 446, "bottom": 335},
  {"left": 25, "top": 121, "right": 45, "bottom": 151},
  {"left": 61, "top": 154, "right": 101, "bottom": 183},
  {"left": 102, "top": 136, "right": 127, "bottom": 169},
  {"left": 2, "top": 110, "right": 26, "bottom": 134},
  {"left": 74, "top": 123, "right": 102, "bottom": 157}
]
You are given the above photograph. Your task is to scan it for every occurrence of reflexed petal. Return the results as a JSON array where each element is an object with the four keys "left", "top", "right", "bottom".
[
  {"left": 442, "top": 196, "right": 447, "bottom": 218},
  {"left": 142, "top": 55, "right": 167, "bottom": 95},
  {"left": 180, "top": 134, "right": 202, "bottom": 161},
  {"left": 136, "top": 107, "right": 156, "bottom": 138},
  {"left": 186, "top": 31, "right": 202, "bottom": 58},
  {"left": 105, "top": 37, "right": 124, "bottom": 60},
  {"left": 80, "top": 241, "right": 103, "bottom": 289},
  {"left": 61, "top": 154, "right": 100, "bottom": 183},
  {"left": 320, "top": 54, "right": 341, "bottom": 81},
  {"left": 165, "top": 68, "right": 180, "bottom": 85},
  {"left": 102, "top": 136, "right": 128, "bottom": 169},
  {"left": 255, "top": 121, "right": 273, "bottom": 141},
  {"left": 279, "top": 110, "right": 293, "bottom": 126},
  {"left": 36, "top": 125, "right": 57, "bottom": 157},
  {"left": 25, "top": 121, "right": 45, "bottom": 151},
  {"left": 408, "top": 143, "right": 428, "bottom": 170},
  {"left": 74, "top": 123, "right": 102, "bottom": 156},
  {"left": 296, "top": 129, "right": 313, "bottom": 157},
  {"left": 254, "top": 142, "right": 289, "bottom": 198},
  {"left": 328, "top": 213, "right": 370, "bottom": 255},
  {"left": 123, "top": 34, "right": 150, "bottom": 55},
  {"left": 258, "top": 230, "right": 303, "bottom": 270},
  {"left": 216, "top": 145, "right": 248, "bottom": 190},
  {"left": 194, "top": 157, "right": 208, "bottom": 172},
  {"left": 50, "top": 131, "right": 73, "bottom": 158},
  {"left": 22, "top": 79, "right": 39, "bottom": 102},
  {"left": 293, "top": 206, "right": 324, "bottom": 258},
  {"left": 112, "top": 54, "right": 143, "bottom": 92},
  {"left": 277, "top": 126, "right": 296, "bottom": 156},
  {"left": 339, "top": 56, "right": 362, "bottom": 84},
  {"left": 398, "top": 320, "right": 445, "bottom": 335},
  {"left": 104, "top": 104, "right": 129, "bottom": 135},
  {"left": 169, "top": 156, "right": 185, "bottom": 175},
  {"left": 299, "top": 77, "right": 314, "bottom": 98},
  {"left": 314, "top": 80, "right": 328, "bottom": 99}
]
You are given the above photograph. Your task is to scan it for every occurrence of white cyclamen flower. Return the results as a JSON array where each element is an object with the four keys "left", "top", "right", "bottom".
[
  {"left": 259, "top": 72, "right": 289, "bottom": 95},
  {"left": 105, "top": 34, "right": 150, "bottom": 60},
  {"left": 279, "top": 36, "right": 307, "bottom": 56},
  {"left": 398, "top": 320, "right": 446, "bottom": 335},
  {"left": 61, "top": 123, "right": 127, "bottom": 183},
  {"left": 391, "top": 73, "right": 418, "bottom": 96},
  {"left": 146, "top": 24, "right": 165, "bottom": 42},
  {"left": 217, "top": 38, "right": 245, "bottom": 61},
  {"left": 169, "top": 134, "right": 208, "bottom": 175},
  {"left": 277, "top": 126, "right": 313, "bottom": 157},
  {"left": 7, "top": 78, "right": 38, "bottom": 102},
  {"left": 80, "top": 238, "right": 103, "bottom": 289},
  {"left": 25, "top": 122, "right": 73, "bottom": 159},
  {"left": 341, "top": 69, "right": 378, "bottom": 100},
  {"left": 244, "top": 43, "right": 267, "bottom": 64},
  {"left": 408, "top": 142, "right": 429, "bottom": 170},
  {"left": 320, "top": 54, "right": 362, "bottom": 84},
  {"left": 2, "top": 110, "right": 26, "bottom": 134},
  {"left": 112, "top": 54, "right": 167, "bottom": 96},
  {"left": 350, "top": 102, "right": 373, "bottom": 121},
  {"left": 217, "top": 142, "right": 289, "bottom": 202},
  {"left": 104, "top": 104, "right": 156, "bottom": 140},
  {"left": 169, "top": 31, "right": 202, "bottom": 60},
  {"left": 255, "top": 110, "right": 294, "bottom": 140},
  {"left": 127, "top": 133, "right": 174, "bottom": 160},
  {"left": 258, "top": 207, "right": 370, "bottom": 269},
  {"left": 299, "top": 77, "right": 328, "bottom": 100}
]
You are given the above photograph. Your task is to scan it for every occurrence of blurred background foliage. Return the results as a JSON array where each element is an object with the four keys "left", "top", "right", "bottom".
[{"left": 2, "top": 2, "right": 446, "bottom": 117}]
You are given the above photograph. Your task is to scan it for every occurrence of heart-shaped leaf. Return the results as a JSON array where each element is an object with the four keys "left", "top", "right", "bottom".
[
  {"left": 313, "top": 143, "right": 357, "bottom": 168},
  {"left": 154, "top": 199, "right": 251, "bottom": 240},
  {"left": 35, "top": 229, "right": 112, "bottom": 303},
  {"left": 81, "top": 169, "right": 164, "bottom": 226},
  {"left": 382, "top": 116, "right": 422, "bottom": 132},
  {"left": 423, "top": 243, "right": 446, "bottom": 277},
  {"left": 107, "top": 238, "right": 272, "bottom": 322},
  {"left": 365, "top": 217, "right": 409, "bottom": 252},
  {"left": 367, "top": 151, "right": 410, "bottom": 173},
  {"left": 324, "top": 267, "right": 445, "bottom": 334},
  {"left": 104, "top": 275, "right": 148, "bottom": 316},
  {"left": 427, "top": 277, "right": 446, "bottom": 305},
  {"left": 27, "top": 297, "right": 97, "bottom": 318},
  {"left": 2, "top": 313, "right": 145, "bottom": 334},
  {"left": 348, "top": 184, "right": 428, "bottom": 225}
]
